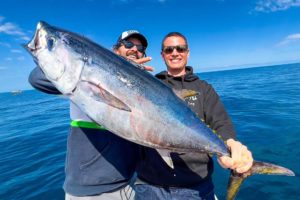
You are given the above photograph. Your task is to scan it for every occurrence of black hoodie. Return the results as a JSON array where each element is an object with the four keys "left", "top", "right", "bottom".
[
  {"left": 136, "top": 66, "right": 236, "bottom": 187},
  {"left": 28, "top": 67, "right": 140, "bottom": 196}
]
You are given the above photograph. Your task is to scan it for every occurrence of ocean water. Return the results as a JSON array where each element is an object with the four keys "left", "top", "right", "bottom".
[{"left": 1, "top": 63, "right": 299, "bottom": 200}]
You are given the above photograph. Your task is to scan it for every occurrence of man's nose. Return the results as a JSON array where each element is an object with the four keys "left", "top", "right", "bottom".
[
  {"left": 130, "top": 45, "right": 138, "bottom": 51},
  {"left": 171, "top": 49, "right": 179, "bottom": 55}
]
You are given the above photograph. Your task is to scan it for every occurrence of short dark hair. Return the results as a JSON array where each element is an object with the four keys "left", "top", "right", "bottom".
[{"left": 161, "top": 32, "right": 188, "bottom": 50}]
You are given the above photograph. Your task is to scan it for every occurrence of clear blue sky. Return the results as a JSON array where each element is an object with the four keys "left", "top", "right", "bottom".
[{"left": 1, "top": 0, "right": 300, "bottom": 92}]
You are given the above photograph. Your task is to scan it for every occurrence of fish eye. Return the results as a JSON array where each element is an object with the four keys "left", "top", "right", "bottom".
[{"left": 47, "top": 36, "right": 55, "bottom": 50}]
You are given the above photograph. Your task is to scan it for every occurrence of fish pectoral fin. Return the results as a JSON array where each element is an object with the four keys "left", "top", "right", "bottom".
[
  {"left": 80, "top": 81, "right": 131, "bottom": 112},
  {"left": 156, "top": 149, "right": 174, "bottom": 169},
  {"left": 172, "top": 89, "right": 198, "bottom": 100},
  {"left": 226, "top": 160, "right": 295, "bottom": 200}
]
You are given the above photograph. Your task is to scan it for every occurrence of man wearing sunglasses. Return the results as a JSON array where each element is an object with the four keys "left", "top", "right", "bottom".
[
  {"left": 113, "top": 30, "right": 153, "bottom": 71},
  {"left": 28, "top": 30, "right": 151, "bottom": 200},
  {"left": 135, "top": 32, "right": 253, "bottom": 200}
]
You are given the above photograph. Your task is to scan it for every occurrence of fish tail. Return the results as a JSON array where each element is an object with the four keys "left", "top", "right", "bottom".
[{"left": 226, "top": 160, "right": 295, "bottom": 200}]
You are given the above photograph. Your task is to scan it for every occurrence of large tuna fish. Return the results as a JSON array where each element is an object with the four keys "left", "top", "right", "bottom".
[{"left": 25, "top": 21, "right": 294, "bottom": 200}]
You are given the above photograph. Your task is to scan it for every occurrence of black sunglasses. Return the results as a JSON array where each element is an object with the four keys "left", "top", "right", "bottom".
[
  {"left": 120, "top": 40, "right": 146, "bottom": 53},
  {"left": 162, "top": 45, "right": 188, "bottom": 54}
]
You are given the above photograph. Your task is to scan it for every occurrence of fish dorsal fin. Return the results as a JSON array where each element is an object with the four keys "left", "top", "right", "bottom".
[
  {"left": 79, "top": 81, "right": 131, "bottom": 112},
  {"left": 173, "top": 89, "right": 198, "bottom": 100},
  {"left": 156, "top": 149, "right": 174, "bottom": 169}
]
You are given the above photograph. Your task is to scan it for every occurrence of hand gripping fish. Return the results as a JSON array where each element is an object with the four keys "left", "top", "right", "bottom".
[{"left": 25, "top": 21, "right": 295, "bottom": 200}]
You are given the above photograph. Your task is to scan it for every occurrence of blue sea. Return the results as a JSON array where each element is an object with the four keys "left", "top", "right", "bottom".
[{"left": 1, "top": 63, "right": 299, "bottom": 200}]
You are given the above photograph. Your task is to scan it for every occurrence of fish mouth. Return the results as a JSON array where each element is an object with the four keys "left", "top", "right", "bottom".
[
  {"left": 24, "top": 21, "right": 48, "bottom": 53},
  {"left": 27, "top": 29, "right": 41, "bottom": 52}
]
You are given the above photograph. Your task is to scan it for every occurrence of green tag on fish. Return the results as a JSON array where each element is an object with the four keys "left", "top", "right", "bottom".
[{"left": 71, "top": 120, "right": 106, "bottom": 130}]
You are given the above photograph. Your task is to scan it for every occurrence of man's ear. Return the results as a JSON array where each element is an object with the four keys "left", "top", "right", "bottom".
[
  {"left": 113, "top": 48, "right": 119, "bottom": 54},
  {"left": 112, "top": 45, "right": 119, "bottom": 53}
]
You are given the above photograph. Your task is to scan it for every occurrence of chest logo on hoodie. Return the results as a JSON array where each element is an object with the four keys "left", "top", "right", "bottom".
[{"left": 185, "top": 95, "right": 198, "bottom": 107}]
